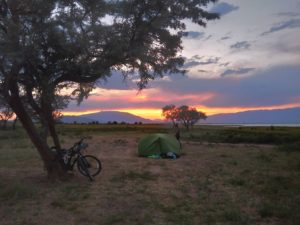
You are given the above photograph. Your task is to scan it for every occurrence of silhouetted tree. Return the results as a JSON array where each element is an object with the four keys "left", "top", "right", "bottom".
[
  {"left": 162, "top": 104, "right": 178, "bottom": 126},
  {"left": 177, "top": 105, "right": 207, "bottom": 130},
  {"left": 0, "top": 97, "right": 13, "bottom": 129},
  {"left": 0, "top": 0, "right": 219, "bottom": 179},
  {"left": 162, "top": 105, "right": 207, "bottom": 130}
]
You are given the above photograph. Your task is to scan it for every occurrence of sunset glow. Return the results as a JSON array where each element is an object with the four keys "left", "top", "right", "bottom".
[
  {"left": 62, "top": 0, "right": 300, "bottom": 122},
  {"left": 62, "top": 102, "right": 300, "bottom": 121}
]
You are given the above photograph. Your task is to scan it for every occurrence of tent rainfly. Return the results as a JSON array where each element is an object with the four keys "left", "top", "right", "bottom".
[{"left": 138, "top": 133, "right": 181, "bottom": 157}]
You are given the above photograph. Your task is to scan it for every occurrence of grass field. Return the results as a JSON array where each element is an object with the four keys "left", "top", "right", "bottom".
[{"left": 0, "top": 124, "right": 299, "bottom": 225}]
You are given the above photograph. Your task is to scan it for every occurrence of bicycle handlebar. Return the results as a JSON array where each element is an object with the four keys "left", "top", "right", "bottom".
[
  {"left": 75, "top": 137, "right": 87, "bottom": 145},
  {"left": 72, "top": 137, "right": 89, "bottom": 152}
]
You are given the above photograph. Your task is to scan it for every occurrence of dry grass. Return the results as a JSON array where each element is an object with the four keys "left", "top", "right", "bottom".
[{"left": 0, "top": 128, "right": 299, "bottom": 225}]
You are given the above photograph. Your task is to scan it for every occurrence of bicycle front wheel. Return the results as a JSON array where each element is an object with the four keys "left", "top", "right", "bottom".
[{"left": 77, "top": 155, "right": 102, "bottom": 177}]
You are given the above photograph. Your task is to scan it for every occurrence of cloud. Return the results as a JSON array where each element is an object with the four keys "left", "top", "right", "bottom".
[
  {"left": 183, "top": 61, "right": 204, "bottom": 68},
  {"left": 198, "top": 69, "right": 209, "bottom": 73},
  {"left": 277, "top": 12, "right": 300, "bottom": 17},
  {"left": 230, "top": 41, "right": 251, "bottom": 50},
  {"left": 219, "top": 62, "right": 230, "bottom": 67},
  {"left": 152, "top": 65, "right": 300, "bottom": 108},
  {"left": 97, "top": 71, "right": 136, "bottom": 90},
  {"left": 199, "top": 57, "right": 221, "bottom": 65},
  {"left": 184, "top": 31, "right": 205, "bottom": 39},
  {"left": 220, "top": 68, "right": 255, "bottom": 77},
  {"left": 183, "top": 56, "right": 221, "bottom": 68},
  {"left": 204, "top": 35, "right": 212, "bottom": 41},
  {"left": 220, "top": 36, "right": 230, "bottom": 41},
  {"left": 66, "top": 65, "right": 300, "bottom": 116},
  {"left": 272, "top": 41, "right": 300, "bottom": 54},
  {"left": 261, "top": 18, "right": 300, "bottom": 36},
  {"left": 210, "top": 2, "right": 239, "bottom": 16}
]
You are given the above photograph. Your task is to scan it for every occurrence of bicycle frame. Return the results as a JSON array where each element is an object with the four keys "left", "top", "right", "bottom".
[
  {"left": 51, "top": 137, "right": 101, "bottom": 181},
  {"left": 64, "top": 152, "right": 81, "bottom": 171},
  {"left": 60, "top": 138, "right": 88, "bottom": 171}
]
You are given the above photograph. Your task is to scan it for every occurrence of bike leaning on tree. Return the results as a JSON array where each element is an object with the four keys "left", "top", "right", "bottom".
[{"left": 51, "top": 137, "right": 102, "bottom": 181}]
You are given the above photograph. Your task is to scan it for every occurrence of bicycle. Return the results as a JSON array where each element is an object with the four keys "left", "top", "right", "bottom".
[{"left": 51, "top": 137, "right": 102, "bottom": 181}]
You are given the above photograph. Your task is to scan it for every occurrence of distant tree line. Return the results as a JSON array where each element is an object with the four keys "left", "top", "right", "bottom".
[{"left": 70, "top": 121, "right": 144, "bottom": 125}]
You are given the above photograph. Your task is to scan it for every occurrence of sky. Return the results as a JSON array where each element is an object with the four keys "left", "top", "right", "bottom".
[{"left": 63, "top": 0, "right": 300, "bottom": 120}]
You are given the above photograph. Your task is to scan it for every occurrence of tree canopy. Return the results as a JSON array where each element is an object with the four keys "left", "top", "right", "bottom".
[
  {"left": 0, "top": 0, "right": 219, "bottom": 179},
  {"left": 162, "top": 105, "right": 207, "bottom": 130}
]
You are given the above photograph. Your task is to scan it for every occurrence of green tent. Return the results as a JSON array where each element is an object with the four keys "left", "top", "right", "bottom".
[{"left": 138, "top": 133, "right": 181, "bottom": 157}]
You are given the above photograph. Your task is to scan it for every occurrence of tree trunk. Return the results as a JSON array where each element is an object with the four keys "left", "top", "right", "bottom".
[
  {"left": 2, "top": 119, "right": 7, "bottom": 130},
  {"left": 12, "top": 117, "right": 17, "bottom": 130},
  {"left": 45, "top": 105, "right": 61, "bottom": 150},
  {"left": 4, "top": 76, "right": 67, "bottom": 180}
]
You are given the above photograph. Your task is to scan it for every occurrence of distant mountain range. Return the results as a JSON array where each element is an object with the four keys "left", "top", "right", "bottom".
[
  {"left": 61, "top": 111, "right": 156, "bottom": 124},
  {"left": 61, "top": 107, "right": 300, "bottom": 124},
  {"left": 203, "top": 107, "right": 300, "bottom": 124}
]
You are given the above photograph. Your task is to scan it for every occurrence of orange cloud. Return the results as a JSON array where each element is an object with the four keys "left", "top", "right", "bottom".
[
  {"left": 62, "top": 109, "right": 102, "bottom": 116},
  {"left": 195, "top": 102, "right": 300, "bottom": 116},
  {"left": 88, "top": 87, "right": 215, "bottom": 105},
  {"left": 62, "top": 87, "right": 300, "bottom": 120}
]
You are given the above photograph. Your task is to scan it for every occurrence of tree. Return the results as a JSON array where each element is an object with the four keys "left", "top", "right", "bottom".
[
  {"left": 162, "top": 105, "right": 207, "bottom": 130},
  {"left": 0, "top": 97, "right": 14, "bottom": 129},
  {"left": 176, "top": 105, "right": 207, "bottom": 130},
  {"left": 162, "top": 104, "right": 178, "bottom": 127},
  {"left": 0, "top": 0, "right": 219, "bottom": 179}
]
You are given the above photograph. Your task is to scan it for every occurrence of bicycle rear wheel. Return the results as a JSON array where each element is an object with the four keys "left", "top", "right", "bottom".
[{"left": 77, "top": 155, "right": 102, "bottom": 178}]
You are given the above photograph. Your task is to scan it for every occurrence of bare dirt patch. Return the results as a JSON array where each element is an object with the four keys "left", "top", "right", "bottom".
[{"left": 0, "top": 131, "right": 299, "bottom": 225}]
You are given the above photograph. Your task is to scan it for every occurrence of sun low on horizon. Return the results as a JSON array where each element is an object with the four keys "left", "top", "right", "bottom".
[{"left": 62, "top": 98, "right": 300, "bottom": 121}]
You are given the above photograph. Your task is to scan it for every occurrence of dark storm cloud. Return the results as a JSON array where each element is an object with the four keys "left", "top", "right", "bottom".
[
  {"left": 220, "top": 68, "right": 255, "bottom": 77},
  {"left": 230, "top": 41, "right": 251, "bottom": 50},
  {"left": 261, "top": 18, "right": 300, "bottom": 36},
  {"left": 210, "top": 2, "right": 239, "bottom": 16}
]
